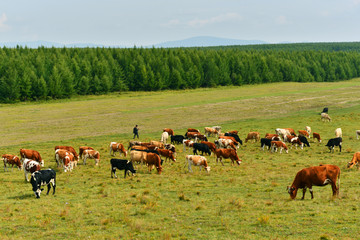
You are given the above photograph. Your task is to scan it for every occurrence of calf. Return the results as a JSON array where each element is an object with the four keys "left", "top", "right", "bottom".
[
  {"left": 335, "top": 128, "right": 342, "bottom": 138},
  {"left": 289, "top": 137, "right": 303, "bottom": 149},
  {"left": 245, "top": 132, "right": 260, "bottom": 143},
  {"left": 321, "top": 112, "right": 331, "bottom": 122},
  {"left": 109, "top": 142, "right": 127, "bottom": 157},
  {"left": 185, "top": 155, "right": 210, "bottom": 173},
  {"left": 55, "top": 146, "right": 79, "bottom": 161},
  {"left": 23, "top": 158, "right": 41, "bottom": 182},
  {"left": 20, "top": 149, "right": 44, "bottom": 167},
  {"left": 214, "top": 148, "right": 241, "bottom": 166},
  {"left": 348, "top": 152, "right": 360, "bottom": 169},
  {"left": 325, "top": 137, "right": 342, "bottom": 153},
  {"left": 313, "top": 132, "right": 322, "bottom": 143},
  {"left": 2, "top": 154, "right": 22, "bottom": 171},
  {"left": 299, "top": 136, "right": 310, "bottom": 147},
  {"left": 30, "top": 169, "right": 56, "bottom": 198},
  {"left": 271, "top": 141, "right": 289, "bottom": 154},
  {"left": 171, "top": 135, "right": 185, "bottom": 144},
  {"left": 260, "top": 138, "right": 272, "bottom": 151},
  {"left": 156, "top": 149, "right": 176, "bottom": 162},
  {"left": 110, "top": 158, "right": 136, "bottom": 178},
  {"left": 82, "top": 149, "right": 100, "bottom": 165},
  {"left": 287, "top": 164, "right": 340, "bottom": 200},
  {"left": 192, "top": 143, "right": 211, "bottom": 156},
  {"left": 55, "top": 149, "right": 75, "bottom": 172},
  {"left": 79, "top": 146, "right": 94, "bottom": 159}
]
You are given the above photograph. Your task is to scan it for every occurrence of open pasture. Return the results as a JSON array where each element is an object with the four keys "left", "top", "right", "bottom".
[{"left": 1, "top": 79, "right": 360, "bottom": 239}]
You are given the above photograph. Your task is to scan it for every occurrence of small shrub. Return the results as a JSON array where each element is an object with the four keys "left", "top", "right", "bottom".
[{"left": 257, "top": 215, "right": 270, "bottom": 225}]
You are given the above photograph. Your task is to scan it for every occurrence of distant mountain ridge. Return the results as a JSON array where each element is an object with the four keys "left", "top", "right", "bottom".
[{"left": 0, "top": 36, "right": 267, "bottom": 49}]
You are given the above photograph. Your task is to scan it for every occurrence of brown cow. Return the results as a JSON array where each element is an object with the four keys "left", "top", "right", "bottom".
[
  {"left": 287, "top": 164, "right": 340, "bottom": 200},
  {"left": 55, "top": 149, "right": 75, "bottom": 171},
  {"left": 187, "top": 128, "right": 200, "bottom": 133},
  {"left": 200, "top": 141, "right": 217, "bottom": 153},
  {"left": 20, "top": 149, "right": 44, "bottom": 167},
  {"left": 109, "top": 142, "right": 127, "bottom": 157},
  {"left": 186, "top": 132, "right": 202, "bottom": 141},
  {"left": 347, "top": 152, "right": 360, "bottom": 169},
  {"left": 2, "top": 154, "right": 22, "bottom": 171},
  {"left": 215, "top": 139, "right": 237, "bottom": 150},
  {"left": 183, "top": 140, "right": 194, "bottom": 152},
  {"left": 156, "top": 149, "right": 176, "bottom": 162},
  {"left": 150, "top": 140, "right": 164, "bottom": 149},
  {"left": 163, "top": 128, "right": 174, "bottom": 136},
  {"left": 271, "top": 141, "right": 289, "bottom": 153},
  {"left": 313, "top": 133, "right": 322, "bottom": 143},
  {"left": 23, "top": 158, "right": 41, "bottom": 182},
  {"left": 204, "top": 127, "right": 218, "bottom": 137},
  {"left": 143, "top": 153, "right": 162, "bottom": 174},
  {"left": 227, "top": 130, "right": 239, "bottom": 135},
  {"left": 298, "top": 130, "right": 309, "bottom": 138},
  {"left": 245, "top": 132, "right": 260, "bottom": 143},
  {"left": 79, "top": 146, "right": 94, "bottom": 159},
  {"left": 214, "top": 148, "right": 241, "bottom": 166},
  {"left": 82, "top": 149, "right": 100, "bottom": 166},
  {"left": 55, "top": 146, "right": 79, "bottom": 160},
  {"left": 219, "top": 136, "right": 239, "bottom": 147},
  {"left": 265, "top": 133, "right": 281, "bottom": 141},
  {"left": 185, "top": 155, "right": 210, "bottom": 173}
]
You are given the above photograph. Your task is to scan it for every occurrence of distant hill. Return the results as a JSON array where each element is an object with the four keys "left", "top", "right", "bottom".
[
  {"left": 0, "top": 40, "right": 107, "bottom": 48},
  {"left": 150, "top": 36, "right": 267, "bottom": 48}
]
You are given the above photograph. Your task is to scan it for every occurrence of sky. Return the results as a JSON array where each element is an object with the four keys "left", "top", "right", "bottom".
[{"left": 0, "top": 0, "right": 360, "bottom": 47}]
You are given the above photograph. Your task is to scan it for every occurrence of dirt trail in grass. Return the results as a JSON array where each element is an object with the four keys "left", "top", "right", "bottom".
[{"left": 1, "top": 79, "right": 360, "bottom": 147}]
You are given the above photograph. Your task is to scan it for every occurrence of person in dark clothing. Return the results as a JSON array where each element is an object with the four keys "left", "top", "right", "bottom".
[{"left": 133, "top": 125, "right": 139, "bottom": 139}]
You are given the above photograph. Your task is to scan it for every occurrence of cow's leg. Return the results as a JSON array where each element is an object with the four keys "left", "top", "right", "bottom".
[
  {"left": 330, "top": 181, "right": 338, "bottom": 197},
  {"left": 83, "top": 157, "right": 87, "bottom": 165},
  {"left": 124, "top": 169, "right": 128, "bottom": 178},
  {"left": 339, "top": 145, "right": 342, "bottom": 152},
  {"left": 309, "top": 187, "right": 314, "bottom": 199},
  {"left": 301, "top": 187, "right": 307, "bottom": 200},
  {"left": 46, "top": 184, "right": 51, "bottom": 195}
]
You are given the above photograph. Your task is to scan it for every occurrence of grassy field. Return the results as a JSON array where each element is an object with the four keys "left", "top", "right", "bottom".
[{"left": 1, "top": 79, "right": 360, "bottom": 239}]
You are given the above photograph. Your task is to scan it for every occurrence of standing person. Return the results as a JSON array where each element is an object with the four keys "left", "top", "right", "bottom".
[{"left": 133, "top": 125, "right": 139, "bottom": 139}]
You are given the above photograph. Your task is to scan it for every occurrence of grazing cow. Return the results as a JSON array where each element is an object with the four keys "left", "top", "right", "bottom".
[
  {"left": 131, "top": 145, "right": 155, "bottom": 151},
  {"left": 313, "top": 132, "right": 322, "bottom": 143},
  {"left": 156, "top": 148, "right": 176, "bottom": 162},
  {"left": 144, "top": 153, "right": 162, "bottom": 174},
  {"left": 109, "top": 142, "right": 127, "bottom": 157},
  {"left": 225, "top": 133, "right": 243, "bottom": 145},
  {"left": 186, "top": 132, "right": 208, "bottom": 142},
  {"left": 212, "top": 126, "right": 222, "bottom": 133},
  {"left": 321, "top": 112, "right": 331, "bottom": 122},
  {"left": 271, "top": 141, "right": 289, "bottom": 154},
  {"left": 245, "top": 132, "right": 260, "bottom": 143},
  {"left": 299, "top": 136, "right": 310, "bottom": 147},
  {"left": 275, "top": 128, "right": 291, "bottom": 139},
  {"left": 215, "top": 139, "right": 237, "bottom": 150},
  {"left": 79, "top": 146, "right": 94, "bottom": 159},
  {"left": 265, "top": 133, "right": 281, "bottom": 141},
  {"left": 260, "top": 138, "right": 272, "bottom": 151},
  {"left": 150, "top": 140, "right": 164, "bottom": 149},
  {"left": 322, "top": 107, "right": 329, "bottom": 114},
  {"left": 200, "top": 141, "right": 217, "bottom": 153},
  {"left": 356, "top": 130, "right": 360, "bottom": 140},
  {"left": 228, "top": 130, "right": 238, "bottom": 135},
  {"left": 219, "top": 136, "right": 240, "bottom": 147},
  {"left": 2, "top": 154, "right": 22, "bottom": 171},
  {"left": 55, "top": 149, "right": 75, "bottom": 172},
  {"left": 163, "top": 128, "right": 174, "bottom": 136},
  {"left": 183, "top": 140, "right": 194, "bottom": 152},
  {"left": 204, "top": 127, "right": 218, "bottom": 137},
  {"left": 161, "top": 131, "right": 169, "bottom": 144},
  {"left": 82, "top": 149, "right": 100, "bottom": 165},
  {"left": 55, "top": 146, "right": 79, "bottom": 161},
  {"left": 23, "top": 158, "right": 41, "bottom": 182},
  {"left": 298, "top": 130, "right": 309, "bottom": 138},
  {"left": 335, "top": 128, "right": 342, "bottom": 138},
  {"left": 325, "top": 137, "right": 342, "bottom": 153},
  {"left": 30, "top": 169, "right": 56, "bottom": 198},
  {"left": 187, "top": 128, "right": 200, "bottom": 133},
  {"left": 20, "top": 149, "right": 44, "bottom": 167},
  {"left": 192, "top": 143, "right": 211, "bottom": 156},
  {"left": 305, "top": 126, "right": 312, "bottom": 137},
  {"left": 127, "top": 141, "right": 152, "bottom": 150},
  {"left": 130, "top": 150, "right": 147, "bottom": 164},
  {"left": 348, "top": 152, "right": 360, "bottom": 169},
  {"left": 214, "top": 148, "right": 241, "bottom": 165},
  {"left": 171, "top": 135, "right": 185, "bottom": 144},
  {"left": 289, "top": 137, "right": 303, "bottom": 149},
  {"left": 110, "top": 159, "right": 136, "bottom": 178},
  {"left": 185, "top": 155, "right": 210, "bottom": 173},
  {"left": 164, "top": 143, "right": 176, "bottom": 153},
  {"left": 287, "top": 164, "right": 340, "bottom": 200},
  {"left": 285, "top": 128, "right": 296, "bottom": 136}
]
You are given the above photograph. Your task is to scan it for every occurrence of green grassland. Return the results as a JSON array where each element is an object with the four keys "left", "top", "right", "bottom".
[{"left": 1, "top": 79, "right": 360, "bottom": 239}]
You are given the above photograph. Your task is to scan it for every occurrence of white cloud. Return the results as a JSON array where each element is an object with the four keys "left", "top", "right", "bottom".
[
  {"left": 0, "top": 13, "right": 10, "bottom": 32},
  {"left": 187, "top": 13, "right": 242, "bottom": 27}
]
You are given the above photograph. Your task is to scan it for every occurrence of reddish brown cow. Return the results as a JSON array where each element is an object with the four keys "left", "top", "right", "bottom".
[
  {"left": 227, "top": 130, "right": 239, "bottom": 135},
  {"left": 187, "top": 128, "right": 200, "bottom": 133},
  {"left": 214, "top": 148, "right": 241, "bottom": 166},
  {"left": 313, "top": 133, "right": 322, "bottom": 143},
  {"left": 285, "top": 128, "right": 296, "bottom": 136},
  {"left": 186, "top": 132, "right": 200, "bottom": 140},
  {"left": 55, "top": 146, "right": 79, "bottom": 160},
  {"left": 79, "top": 146, "right": 94, "bottom": 159},
  {"left": 2, "top": 154, "right": 22, "bottom": 171},
  {"left": 347, "top": 152, "right": 360, "bottom": 169},
  {"left": 156, "top": 149, "right": 176, "bottom": 162},
  {"left": 200, "top": 141, "right": 217, "bottom": 153},
  {"left": 163, "top": 128, "right": 174, "bottom": 136},
  {"left": 23, "top": 158, "right": 41, "bottom": 182},
  {"left": 55, "top": 149, "right": 75, "bottom": 171},
  {"left": 271, "top": 141, "right": 289, "bottom": 153},
  {"left": 298, "top": 130, "right": 309, "bottom": 138},
  {"left": 144, "top": 153, "right": 162, "bottom": 174},
  {"left": 219, "top": 136, "right": 239, "bottom": 146},
  {"left": 287, "top": 164, "right": 340, "bottom": 200},
  {"left": 183, "top": 140, "right": 194, "bottom": 152},
  {"left": 20, "top": 149, "right": 44, "bottom": 166},
  {"left": 109, "top": 142, "right": 127, "bottom": 157},
  {"left": 265, "top": 133, "right": 281, "bottom": 141},
  {"left": 245, "top": 132, "right": 260, "bottom": 143},
  {"left": 82, "top": 149, "right": 100, "bottom": 166}
]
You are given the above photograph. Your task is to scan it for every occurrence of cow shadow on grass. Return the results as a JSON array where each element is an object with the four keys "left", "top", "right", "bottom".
[{"left": 8, "top": 193, "right": 34, "bottom": 200}]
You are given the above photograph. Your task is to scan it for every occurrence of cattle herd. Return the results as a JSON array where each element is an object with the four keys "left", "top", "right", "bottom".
[{"left": 2, "top": 122, "right": 360, "bottom": 200}]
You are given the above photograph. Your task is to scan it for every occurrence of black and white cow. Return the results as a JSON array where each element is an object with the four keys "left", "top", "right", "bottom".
[
  {"left": 298, "top": 136, "right": 310, "bottom": 147},
  {"left": 260, "top": 138, "right": 272, "bottom": 150},
  {"left": 30, "top": 169, "right": 56, "bottom": 198},
  {"left": 192, "top": 143, "right": 211, "bottom": 156},
  {"left": 326, "top": 137, "right": 342, "bottom": 153},
  {"left": 110, "top": 159, "right": 136, "bottom": 178},
  {"left": 171, "top": 135, "right": 185, "bottom": 144}
]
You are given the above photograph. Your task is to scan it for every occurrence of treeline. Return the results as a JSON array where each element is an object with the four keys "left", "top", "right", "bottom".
[{"left": 1, "top": 45, "right": 360, "bottom": 102}]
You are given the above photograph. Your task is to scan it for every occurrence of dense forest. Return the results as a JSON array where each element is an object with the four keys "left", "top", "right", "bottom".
[{"left": 1, "top": 42, "right": 360, "bottom": 102}]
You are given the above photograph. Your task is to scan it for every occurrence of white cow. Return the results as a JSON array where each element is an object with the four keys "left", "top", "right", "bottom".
[
  {"left": 335, "top": 128, "right": 342, "bottom": 138},
  {"left": 161, "top": 131, "right": 169, "bottom": 144}
]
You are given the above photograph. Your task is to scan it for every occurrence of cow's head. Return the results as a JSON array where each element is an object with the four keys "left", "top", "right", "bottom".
[
  {"left": 126, "top": 161, "right": 136, "bottom": 175},
  {"left": 205, "top": 166, "right": 211, "bottom": 173},
  {"left": 287, "top": 186, "right": 297, "bottom": 199},
  {"left": 236, "top": 160, "right": 242, "bottom": 165}
]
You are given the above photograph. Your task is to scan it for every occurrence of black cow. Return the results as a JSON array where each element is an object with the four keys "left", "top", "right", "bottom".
[
  {"left": 30, "top": 169, "right": 56, "bottom": 198},
  {"left": 110, "top": 159, "right": 136, "bottom": 178},
  {"left": 171, "top": 135, "right": 185, "bottom": 144},
  {"left": 192, "top": 143, "right": 211, "bottom": 156},
  {"left": 322, "top": 107, "right": 328, "bottom": 114},
  {"left": 298, "top": 136, "right": 310, "bottom": 147},
  {"left": 260, "top": 138, "right": 272, "bottom": 150},
  {"left": 225, "top": 133, "right": 243, "bottom": 145},
  {"left": 326, "top": 137, "right": 342, "bottom": 153}
]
